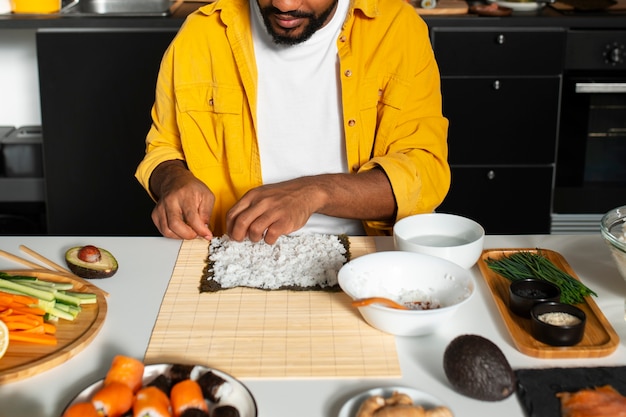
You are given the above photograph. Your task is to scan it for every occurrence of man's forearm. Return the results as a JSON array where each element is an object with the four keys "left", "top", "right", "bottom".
[
  {"left": 149, "top": 159, "right": 189, "bottom": 200},
  {"left": 314, "top": 168, "right": 396, "bottom": 221}
]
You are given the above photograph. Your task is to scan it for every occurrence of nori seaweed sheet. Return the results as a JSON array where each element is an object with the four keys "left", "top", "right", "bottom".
[{"left": 198, "top": 234, "right": 351, "bottom": 293}]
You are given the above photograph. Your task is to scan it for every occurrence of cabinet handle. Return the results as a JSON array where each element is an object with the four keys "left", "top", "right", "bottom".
[
  {"left": 495, "top": 34, "right": 505, "bottom": 45},
  {"left": 575, "top": 83, "right": 626, "bottom": 93},
  {"left": 492, "top": 80, "right": 501, "bottom": 90},
  {"left": 487, "top": 170, "right": 496, "bottom": 180}
]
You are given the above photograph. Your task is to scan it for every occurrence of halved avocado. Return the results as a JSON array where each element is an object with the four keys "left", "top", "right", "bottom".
[{"left": 65, "top": 246, "right": 119, "bottom": 279}]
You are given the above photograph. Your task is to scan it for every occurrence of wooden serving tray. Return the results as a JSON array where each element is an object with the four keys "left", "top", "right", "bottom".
[
  {"left": 477, "top": 248, "right": 619, "bottom": 358},
  {"left": 0, "top": 269, "right": 108, "bottom": 383}
]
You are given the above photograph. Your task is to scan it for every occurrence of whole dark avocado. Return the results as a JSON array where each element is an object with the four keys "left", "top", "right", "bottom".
[
  {"left": 65, "top": 245, "right": 119, "bottom": 279},
  {"left": 443, "top": 334, "right": 517, "bottom": 401}
]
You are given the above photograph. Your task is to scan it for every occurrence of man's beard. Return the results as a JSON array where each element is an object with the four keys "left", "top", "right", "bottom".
[{"left": 260, "top": 0, "right": 338, "bottom": 45}]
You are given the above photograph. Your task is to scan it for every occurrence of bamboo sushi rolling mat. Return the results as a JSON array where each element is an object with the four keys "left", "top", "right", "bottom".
[{"left": 144, "top": 237, "right": 401, "bottom": 379}]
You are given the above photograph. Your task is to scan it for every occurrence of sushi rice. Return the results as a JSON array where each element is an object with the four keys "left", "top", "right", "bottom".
[{"left": 207, "top": 234, "right": 349, "bottom": 290}]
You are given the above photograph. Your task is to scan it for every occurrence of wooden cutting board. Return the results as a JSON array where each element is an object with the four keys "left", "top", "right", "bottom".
[
  {"left": 144, "top": 237, "right": 401, "bottom": 379},
  {"left": 478, "top": 249, "right": 619, "bottom": 358},
  {"left": 0, "top": 269, "right": 108, "bottom": 383}
]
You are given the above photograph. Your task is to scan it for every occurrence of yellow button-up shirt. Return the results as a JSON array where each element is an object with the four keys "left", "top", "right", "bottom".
[{"left": 135, "top": 0, "right": 450, "bottom": 236}]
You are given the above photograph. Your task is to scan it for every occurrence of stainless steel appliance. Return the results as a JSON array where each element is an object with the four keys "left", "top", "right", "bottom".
[{"left": 552, "top": 30, "right": 626, "bottom": 233}]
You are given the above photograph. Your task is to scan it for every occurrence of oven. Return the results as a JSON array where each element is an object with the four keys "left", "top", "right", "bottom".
[{"left": 551, "top": 30, "right": 626, "bottom": 233}]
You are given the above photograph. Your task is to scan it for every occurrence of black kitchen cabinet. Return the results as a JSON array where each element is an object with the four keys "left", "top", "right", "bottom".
[
  {"left": 37, "top": 28, "right": 178, "bottom": 235},
  {"left": 442, "top": 166, "right": 554, "bottom": 234},
  {"left": 432, "top": 27, "right": 566, "bottom": 234}
]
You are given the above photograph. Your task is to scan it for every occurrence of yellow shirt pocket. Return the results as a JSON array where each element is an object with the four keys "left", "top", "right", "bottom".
[{"left": 175, "top": 83, "right": 244, "bottom": 170}]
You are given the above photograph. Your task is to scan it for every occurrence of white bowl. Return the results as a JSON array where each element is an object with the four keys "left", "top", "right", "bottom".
[
  {"left": 338, "top": 251, "right": 475, "bottom": 336},
  {"left": 393, "top": 213, "right": 485, "bottom": 269},
  {"left": 601, "top": 205, "right": 626, "bottom": 282}
]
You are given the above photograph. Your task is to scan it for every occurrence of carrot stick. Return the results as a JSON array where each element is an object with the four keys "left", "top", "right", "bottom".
[
  {"left": 2, "top": 311, "right": 43, "bottom": 321},
  {"left": 8, "top": 331, "right": 57, "bottom": 345},
  {"left": 11, "top": 293, "right": 38, "bottom": 305},
  {"left": 43, "top": 322, "right": 56, "bottom": 334},
  {"left": 7, "top": 321, "right": 46, "bottom": 331},
  {"left": 8, "top": 305, "right": 46, "bottom": 316},
  {"left": 0, "top": 291, "right": 37, "bottom": 306}
]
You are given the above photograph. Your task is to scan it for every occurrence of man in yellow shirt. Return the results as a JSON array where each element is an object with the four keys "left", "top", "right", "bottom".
[{"left": 135, "top": 0, "right": 450, "bottom": 244}]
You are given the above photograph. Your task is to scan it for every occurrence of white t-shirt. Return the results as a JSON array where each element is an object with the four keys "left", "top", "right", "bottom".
[{"left": 250, "top": 0, "right": 365, "bottom": 235}]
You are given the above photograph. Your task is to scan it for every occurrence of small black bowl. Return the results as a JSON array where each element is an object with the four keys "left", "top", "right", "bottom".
[
  {"left": 530, "top": 302, "right": 586, "bottom": 346},
  {"left": 509, "top": 279, "right": 561, "bottom": 318}
]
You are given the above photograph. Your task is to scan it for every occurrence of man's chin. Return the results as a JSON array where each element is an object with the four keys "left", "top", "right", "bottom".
[{"left": 269, "top": 25, "right": 316, "bottom": 45}]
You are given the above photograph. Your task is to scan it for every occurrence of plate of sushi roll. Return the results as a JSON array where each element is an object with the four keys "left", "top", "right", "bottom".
[{"left": 62, "top": 355, "right": 257, "bottom": 417}]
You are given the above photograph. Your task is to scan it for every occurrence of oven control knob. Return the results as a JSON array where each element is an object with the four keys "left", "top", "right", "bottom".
[{"left": 604, "top": 42, "right": 624, "bottom": 65}]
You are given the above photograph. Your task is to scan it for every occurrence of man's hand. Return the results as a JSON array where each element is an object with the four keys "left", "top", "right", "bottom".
[
  {"left": 226, "top": 169, "right": 396, "bottom": 244},
  {"left": 149, "top": 160, "right": 215, "bottom": 240},
  {"left": 226, "top": 178, "right": 320, "bottom": 244}
]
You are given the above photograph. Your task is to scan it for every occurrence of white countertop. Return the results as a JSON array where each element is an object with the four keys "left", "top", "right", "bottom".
[{"left": 1, "top": 234, "right": 625, "bottom": 417}]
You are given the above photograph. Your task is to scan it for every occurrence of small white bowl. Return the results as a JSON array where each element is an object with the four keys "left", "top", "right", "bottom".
[
  {"left": 338, "top": 251, "right": 475, "bottom": 336},
  {"left": 393, "top": 213, "right": 485, "bottom": 269}
]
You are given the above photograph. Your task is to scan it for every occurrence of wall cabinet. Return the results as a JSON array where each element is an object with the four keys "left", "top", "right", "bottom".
[
  {"left": 431, "top": 28, "right": 566, "bottom": 234},
  {"left": 37, "top": 28, "right": 177, "bottom": 235}
]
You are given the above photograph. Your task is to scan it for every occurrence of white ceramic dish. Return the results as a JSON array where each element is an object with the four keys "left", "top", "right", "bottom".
[
  {"left": 338, "top": 251, "right": 475, "bottom": 336},
  {"left": 338, "top": 386, "right": 448, "bottom": 417},
  {"left": 394, "top": 213, "right": 485, "bottom": 269},
  {"left": 488, "top": 0, "right": 545, "bottom": 11},
  {"left": 65, "top": 363, "right": 257, "bottom": 416}
]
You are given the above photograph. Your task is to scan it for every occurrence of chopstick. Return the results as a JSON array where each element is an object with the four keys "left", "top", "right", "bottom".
[
  {"left": 0, "top": 249, "right": 44, "bottom": 270},
  {"left": 0, "top": 246, "right": 109, "bottom": 297},
  {"left": 19, "top": 245, "right": 72, "bottom": 274}
]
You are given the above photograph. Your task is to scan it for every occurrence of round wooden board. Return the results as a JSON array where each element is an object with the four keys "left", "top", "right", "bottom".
[{"left": 0, "top": 269, "right": 108, "bottom": 383}]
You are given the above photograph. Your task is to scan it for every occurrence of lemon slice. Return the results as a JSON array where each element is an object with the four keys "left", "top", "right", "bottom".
[{"left": 0, "top": 320, "right": 9, "bottom": 359}]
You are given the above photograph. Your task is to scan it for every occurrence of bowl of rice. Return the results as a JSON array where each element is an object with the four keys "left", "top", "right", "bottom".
[
  {"left": 337, "top": 251, "right": 475, "bottom": 336},
  {"left": 601, "top": 205, "right": 626, "bottom": 283},
  {"left": 393, "top": 213, "right": 485, "bottom": 269}
]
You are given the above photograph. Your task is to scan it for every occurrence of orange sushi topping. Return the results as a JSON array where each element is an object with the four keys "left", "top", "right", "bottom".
[
  {"left": 92, "top": 381, "right": 135, "bottom": 417},
  {"left": 171, "top": 379, "right": 209, "bottom": 417},
  {"left": 62, "top": 402, "right": 100, "bottom": 417},
  {"left": 104, "top": 355, "right": 145, "bottom": 393},
  {"left": 133, "top": 386, "right": 172, "bottom": 417}
]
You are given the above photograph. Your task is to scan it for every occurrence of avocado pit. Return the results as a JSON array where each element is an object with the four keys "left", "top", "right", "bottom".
[{"left": 66, "top": 245, "right": 118, "bottom": 279}]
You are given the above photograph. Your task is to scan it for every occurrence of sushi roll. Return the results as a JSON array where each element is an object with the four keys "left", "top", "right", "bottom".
[
  {"left": 91, "top": 381, "right": 134, "bottom": 417},
  {"left": 196, "top": 371, "right": 232, "bottom": 402},
  {"left": 170, "top": 379, "right": 209, "bottom": 417},
  {"left": 168, "top": 364, "right": 195, "bottom": 385},
  {"left": 133, "top": 386, "right": 172, "bottom": 417},
  {"left": 212, "top": 405, "right": 241, "bottom": 417},
  {"left": 104, "top": 355, "right": 145, "bottom": 393},
  {"left": 146, "top": 373, "right": 172, "bottom": 397},
  {"left": 62, "top": 402, "right": 100, "bottom": 417}
]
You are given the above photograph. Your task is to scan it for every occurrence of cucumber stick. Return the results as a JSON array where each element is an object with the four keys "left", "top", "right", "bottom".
[
  {"left": 0, "top": 277, "right": 56, "bottom": 301},
  {"left": 0, "top": 274, "right": 96, "bottom": 321}
]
